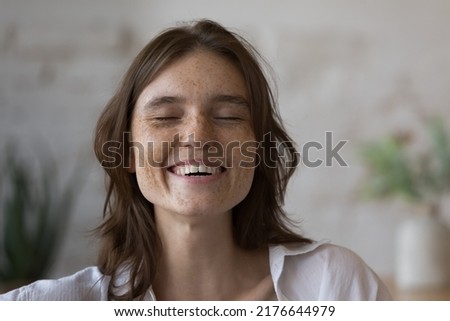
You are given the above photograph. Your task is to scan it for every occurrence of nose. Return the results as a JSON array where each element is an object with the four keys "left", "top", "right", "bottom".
[{"left": 176, "top": 114, "right": 217, "bottom": 149}]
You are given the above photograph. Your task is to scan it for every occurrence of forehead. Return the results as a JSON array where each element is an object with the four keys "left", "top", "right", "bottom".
[{"left": 137, "top": 50, "right": 248, "bottom": 103}]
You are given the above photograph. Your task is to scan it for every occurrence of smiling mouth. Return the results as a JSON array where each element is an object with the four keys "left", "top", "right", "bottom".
[{"left": 170, "top": 164, "right": 225, "bottom": 177}]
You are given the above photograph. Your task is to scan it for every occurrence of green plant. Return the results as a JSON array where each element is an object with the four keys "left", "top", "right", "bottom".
[
  {"left": 0, "top": 145, "right": 81, "bottom": 284},
  {"left": 360, "top": 117, "right": 450, "bottom": 208}
]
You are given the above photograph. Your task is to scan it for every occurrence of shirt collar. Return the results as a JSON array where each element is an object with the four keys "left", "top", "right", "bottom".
[{"left": 268, "top": 239, "right": 330, "bottom": 300}]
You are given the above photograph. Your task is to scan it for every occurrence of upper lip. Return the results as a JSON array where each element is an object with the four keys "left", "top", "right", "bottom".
[{"left": 169, "top": 159, "right": 224, "bottom": 168}]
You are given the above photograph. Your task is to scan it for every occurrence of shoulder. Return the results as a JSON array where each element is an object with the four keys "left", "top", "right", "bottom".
[
  {"left": 270, "top": 241, "right": 392, "bottom": 300},
  {"left": 0, "top": 266, "right": 109, "bottom": 301}
]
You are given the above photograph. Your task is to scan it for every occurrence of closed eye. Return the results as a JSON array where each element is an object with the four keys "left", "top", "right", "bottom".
[
  {"left": 215, "top": 117, "right": 243, "bottom": 120},
  {"left": 214, "top": 117, "right": 246, "bottom": 124},
  {"left": 153, "top": 117, "right": 180, "bottom": 121},
  {"left": 149, "top": 117, "right": 182, "bottom": 127}
]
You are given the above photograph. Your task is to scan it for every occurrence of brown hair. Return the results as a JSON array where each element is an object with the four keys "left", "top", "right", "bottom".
[{"left": 93, "top": 19, "right": 311, "bottom": 300}]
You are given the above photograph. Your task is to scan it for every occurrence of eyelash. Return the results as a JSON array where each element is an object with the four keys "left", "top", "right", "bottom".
[
  {"left": 153, "top": 116, "right": 243, "bottom": 122},
  {"left": 214, "top": 117, "right": 243, "bottom": 121},
  {"left": 153, "top": 117, "right": 180, "bottom": 121}
]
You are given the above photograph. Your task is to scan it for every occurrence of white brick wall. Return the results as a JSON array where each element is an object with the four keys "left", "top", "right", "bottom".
[{"left": 1, "top": 0, "right": 449, "bottom": 279}]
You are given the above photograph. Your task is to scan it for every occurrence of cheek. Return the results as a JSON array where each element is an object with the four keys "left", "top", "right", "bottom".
[
  {"left": 133, "top": 156, "right": 168, "bottom": 206},
  {"left": 131, "top": 124, "right": 173, "bottom": 168},
  {"left": 234, "top": 141, "right": 258, "bottom": 169},
  {"left": 224, "top": 129, "right": 257, "bottom": 168},
  {"left": 232, "top": 166, "right": 255, "bottom": 206},
  {"left": 130, "top": 129, "right": 169, "bottom": 196}
]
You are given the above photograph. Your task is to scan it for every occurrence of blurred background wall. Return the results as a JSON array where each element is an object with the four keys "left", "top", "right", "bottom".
[{"left": 1, "top": 0, "right": 449, "bottom": 289}]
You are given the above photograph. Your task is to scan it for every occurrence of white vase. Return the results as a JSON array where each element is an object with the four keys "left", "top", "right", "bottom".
[{"left": 395, "top": 214, "right": 450, "bottom": 290}]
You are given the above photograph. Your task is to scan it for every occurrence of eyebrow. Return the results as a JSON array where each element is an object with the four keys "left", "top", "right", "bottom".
[
  {"left": 144, "top": 96, "right": 186, "bottom": 109},
  {"left": 144, "top": 94, "right": 249, "bottom": 110},
  {"left": 211, "top": 94, "right": 249, "bottom": 108}
]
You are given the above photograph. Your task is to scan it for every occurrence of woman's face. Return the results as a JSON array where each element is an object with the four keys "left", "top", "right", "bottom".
[{"left": 130, "top": 50, "right": 256, "bottom": 217}]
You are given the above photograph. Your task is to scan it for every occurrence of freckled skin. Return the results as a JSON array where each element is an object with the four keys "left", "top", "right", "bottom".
[{"left": 130, "top": 50, "right": 255, "bottom": 218}]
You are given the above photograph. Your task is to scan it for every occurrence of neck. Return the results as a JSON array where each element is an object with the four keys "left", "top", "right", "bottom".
[{"left": 152, "top": 208, "right": 270, "bottom": 300}]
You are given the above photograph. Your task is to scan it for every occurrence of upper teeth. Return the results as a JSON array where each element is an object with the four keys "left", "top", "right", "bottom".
[{"left": 174, "top": 165, "right": 221, "bottom": 176}]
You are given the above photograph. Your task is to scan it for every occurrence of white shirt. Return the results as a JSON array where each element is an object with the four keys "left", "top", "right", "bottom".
[{"left": 0, "top": 240, "right": 392, "bottom": 300}]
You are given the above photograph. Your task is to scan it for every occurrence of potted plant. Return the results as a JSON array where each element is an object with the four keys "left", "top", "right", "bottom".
[
  {"left": 0, "top": 145, "right": 81, "bottom": 293},
  {"left": 359, "top": 117, "right": 450, "bottom": 290}
]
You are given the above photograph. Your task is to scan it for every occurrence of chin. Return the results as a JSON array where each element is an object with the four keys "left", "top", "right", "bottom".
[
  {"left": 175, "top": 207, "right": 231, "bottom": 217},
  {"left": 161, "top": 200, "right": 235, "bottom": 218}
]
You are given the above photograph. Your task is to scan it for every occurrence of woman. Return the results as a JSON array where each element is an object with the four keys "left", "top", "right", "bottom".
[{"left": 0, "top": 19, "right": 391, "bottom": 301}]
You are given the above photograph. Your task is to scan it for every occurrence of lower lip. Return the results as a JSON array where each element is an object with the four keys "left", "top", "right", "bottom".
[{"left": 167, "top": 169, "right": 225, "bottom": 184}]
